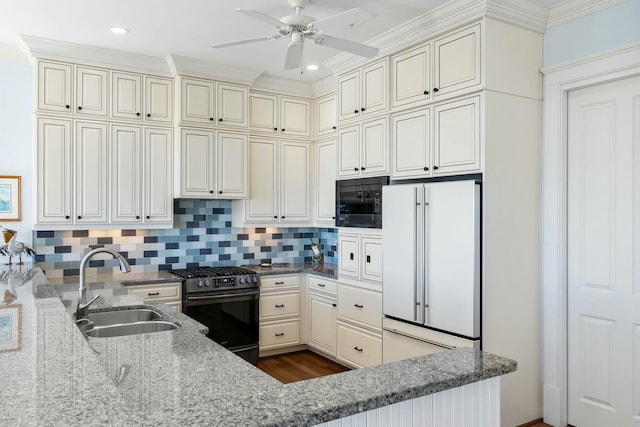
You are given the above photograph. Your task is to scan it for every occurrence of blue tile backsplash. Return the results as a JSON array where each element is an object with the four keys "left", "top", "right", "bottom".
[{"left": 34, "top": 200, "right": 338, "bottom": 278}]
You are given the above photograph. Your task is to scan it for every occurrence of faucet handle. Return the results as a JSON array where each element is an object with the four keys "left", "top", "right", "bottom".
[{"left": 78, "top": 294, "right": 100, "bottom": 311}]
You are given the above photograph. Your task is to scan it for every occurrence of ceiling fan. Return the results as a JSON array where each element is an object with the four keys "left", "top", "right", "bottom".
[{"left": 210, "top": 0, "right": 379, "bottom": 72}]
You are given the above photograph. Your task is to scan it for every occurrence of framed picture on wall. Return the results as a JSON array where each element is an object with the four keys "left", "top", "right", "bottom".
[
  {"left": 0, "top": 304, "right": 22, "bottom": 352},
  {"left": 0, "top": 176, "right": 21, "bottom": 222}
]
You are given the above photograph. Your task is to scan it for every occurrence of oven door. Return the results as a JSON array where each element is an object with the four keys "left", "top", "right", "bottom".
[{"left": 184, "top": 288, "right": 259, "bottom": 364}]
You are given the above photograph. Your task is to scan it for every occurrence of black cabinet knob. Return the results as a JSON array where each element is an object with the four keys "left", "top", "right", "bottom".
[
  {"left": 210, "top": 117, "right": 214, "bottom": 121},
  {"left": 136, "top": 112, "right": 140, "bottom": 116},
  {"left": 146, "top": 215, "right": 150, "bottom": 219},
  {"left": 332, "top": 216, "right": 335, "bottom": 220},
  {"left": 77, "top": 106, "right": 82, "bottom": 110},
  {"left": 424, "top": 90, "right": 429, "bottom": 95},
  {"left": 332, "top": 303, "right": 337, "bottom": 307},
  {"left": 281, "top": 216, "right": 285, "bottom": 219},
  {"left": 433, "top": 165, "right": 439, "bottom": 170},
  {"left": 332, "top": 126, "right": 337, "bottom": 130},
  {"left": 274, "top": 127, "right": 278, "bottom": 131},
  {"left": 218, "top": 118, "right": 223, "bottom": 122},
  {"left": 423, "top": 166, "right": 429, "bottom": 171},
  {"left": 354, "top": 167, "right": 359, "bottom": 171},
  {"left": 273, "top": 215, "right": 278, "bottom": 219},
  {"left": 65, "top": 105, "right": 70, "bottom": 109},
  {"left": 146, "top": 113, "right": 151, "bottom": 117},
  {"left": 65, "top": 215, "right": 70, "bottom": 219},
  {"left": 361, "top": 166, "right": 366, "bottom": 170},
  {"left": 136, "top": 216, "right": 140, "bottom": 219},
  {"left": 218, "top": 191, "right": 222, "bottom": 194},
  {"left": 361, "top": 107, "right": 365, "bottom": 112},
  {"left": 433, "top": 88, "right": 439, "bottom": 92},
  {"left": 354, "top": 109, "right": 359, "bottom": 114},
  {"left": 77, "top": 216, "right": 82, "bottom": 220},
  {"left": 281, "top": 128, "right": 285, "bottom": 132},
  {"left": 209, "top": 190, "right": 214, "bottom": 194}
]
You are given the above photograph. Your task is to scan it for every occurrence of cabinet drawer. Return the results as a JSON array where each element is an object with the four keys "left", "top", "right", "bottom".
[
  {"left": 337, "top": 323, "right": 382, "bottom": 368},
  {"left": 260, "top": 274, "right": 300, "bottom": 290},
  {"left": 308, "top": 277, "right": 337, "bottom": 295},
  {"left": 338, "top": 284, "right": 382, "bottom": 330},
  {"left": 260, "top": 292, "right": 299, "bottom": 320},
  {"left": 260, "top": 320, "right": 300, "bottom": 349},
  {"left": 129, "top": 283, "right": 181, "bottom": 301}
]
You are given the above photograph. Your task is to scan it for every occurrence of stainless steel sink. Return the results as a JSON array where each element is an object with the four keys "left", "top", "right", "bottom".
[
  {"left": 87, "top": 308, "right": 162, "bottom": 327},
  {"left": 84, "top": 320, "right": 179, "bottom": 338}
]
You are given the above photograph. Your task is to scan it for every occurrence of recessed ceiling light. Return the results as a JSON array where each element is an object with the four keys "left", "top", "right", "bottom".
[
  {"left": 110, "top": 27, "right": 129, "bottom": 35},
  {"left": 306, "top": 64, "right": 319, "bottom": 71}
]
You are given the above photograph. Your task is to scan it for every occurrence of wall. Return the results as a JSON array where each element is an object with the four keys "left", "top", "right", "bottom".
[
  {"left": 0, "top": 54, "right": 33, "bottom": 246},
  {"left": 34, "top": 199, "right": 338, "bottom": 278},
  {"left": 543, "top": 0, "right": 640, "bottom": 67}
]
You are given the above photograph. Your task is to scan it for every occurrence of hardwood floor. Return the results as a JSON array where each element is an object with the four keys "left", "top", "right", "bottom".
[{"left": 257, "top": 350, "right": 350, "bottom": 384}]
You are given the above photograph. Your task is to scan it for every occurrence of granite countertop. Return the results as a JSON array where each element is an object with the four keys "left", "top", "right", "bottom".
[
  {"left": 242, "top": 263, "right": 338, "bottom": 280},
  {"left": 0, "top": 266, "right": 516, "bottom": 426}
]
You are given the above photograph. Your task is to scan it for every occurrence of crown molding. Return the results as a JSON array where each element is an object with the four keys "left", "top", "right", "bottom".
[
  {"left": 324, "top": 0, "right": 548, "bottom": 76},
  {"left": 546, "top": 0, "right": 628, "bottom": 28},
  {"left": 0, "top": 43, "right": 28, "bottom": 62},
  {"left": 311, "top": 75, "right": 338, "bottom": 98},
  {"left": 250, "top": 74, "right": 314, "bottom": 97},
  {"left": 166, "top": 54, "right": 262, "bottom": 86},
  {"left": 18, "top": 35, "right": 171, "bottom": 76}
]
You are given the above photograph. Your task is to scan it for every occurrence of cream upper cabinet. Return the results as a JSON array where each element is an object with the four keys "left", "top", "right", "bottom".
[
  {"left": 216, "top": 131, "right": 248, "bottom": 199},
  {"left": 180, "top": 128, "right": 215, "bottom": 198},
  {"left": 279, "top": 140, "right": 310, "bottom": 221},
  {"left": 433, "top": 24, "right": 481, "bottom": 97},
  {"left": 315, "top": 139, "right": 336, "bottom": 226},
  {"left": 338, "top": 58, "right": 388, "bottom": 122},
  {"left": 249, "top": 92, "right": 278, "bottom": 134},
  {"left": 74, "top": 121, "right": 108, "bottom": 224},
  {"left": 433, "top": 95, "right": 480, "bottom": 175},
  {"left": 111, "top": 125, "right": 141, "bottom": 223},
  {"left": 391, "top": 108, "right": 431, "bottom": 178},
  {"left": 280, "top": 96, "right": 310, "bottom": 137},
  {"left": 143, "top": 127, "right": 173, "bottom": 223},
  {"left": 37, "top": 117, "right": 72, "bottom": 224},
  {"left": 111, "top": 71, "right": 142, "bottom": 120},
  {"left": 316, "top": 93, "right": 337, "bottom": 137},
  {"left": 38, "top": 61, "right": 72, "bottom": 113},
  {"left": 144, "top": 76, "right": 173, "bottom": 123},
  {"left": 337, "top": 116, "right": 388, "bottom": 178},
  {"left": 248, "top": 92, "right": 309, "bottom": 137},
  {"left": 181, "top": 77, "right": 215, "bottom": 124},
  {"left": 245, "top": 138, "right": 278, "bottom": 222},
  {"left": 75, "top": 66, "right": 108, "bottom": 117},
  {"left": 216, "top": 82, "right": 248, "bottom": 128},
  {"left": 391, "top": 43, "right": 431, "bottom": 108}
]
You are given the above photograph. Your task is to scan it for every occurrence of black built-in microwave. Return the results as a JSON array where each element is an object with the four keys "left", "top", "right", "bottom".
[{"left": 335, "top": 176, "right": 389, "bottom": 228}]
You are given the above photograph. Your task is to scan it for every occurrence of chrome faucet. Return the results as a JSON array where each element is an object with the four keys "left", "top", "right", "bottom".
[{"left": 76, "top": 248, "right": 131, "bottom": 321}]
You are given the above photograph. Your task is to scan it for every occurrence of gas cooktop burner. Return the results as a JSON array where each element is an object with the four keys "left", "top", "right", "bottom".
[{"left": 169, "top": 266, "right": 256, "bottom": 279}]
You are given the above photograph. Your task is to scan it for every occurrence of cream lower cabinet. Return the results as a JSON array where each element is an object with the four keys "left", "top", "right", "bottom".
[
  {"left": 307, "top": 277, "right": 338, "bottom": 357},
  {"left": 259, "top": 274, "right": 302, "bottom": 352},
  {"left": 338, "top": 231, "right": 383, "bottom": 284},
  {"left": 128, "top": 282, "right": 182, "bottom": 312}
]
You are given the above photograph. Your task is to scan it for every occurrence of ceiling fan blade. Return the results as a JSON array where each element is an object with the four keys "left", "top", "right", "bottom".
[
  {"left": 310, "top": 8, "right": 374, "bottom": 31},
  {"left": 211, "top": 34, "right": 282, "bottom": 49},
  {"left": 284, "top": 41, "right": 303, "bottom": 70},
  {"left": 313, "top": 34, "right": 378, "bottom": 58},
  {"left": 235, "top": 8, "right": 286, "bottom": 29}
]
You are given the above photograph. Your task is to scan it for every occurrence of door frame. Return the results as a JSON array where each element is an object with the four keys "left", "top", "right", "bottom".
[{"left": 541, "top": 43, "right": 640, "bottom": 426}]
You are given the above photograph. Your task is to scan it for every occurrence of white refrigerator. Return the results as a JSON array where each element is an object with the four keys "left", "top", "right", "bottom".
[{"left": 382, "top": 180, "right": 481, "bottom": 359}]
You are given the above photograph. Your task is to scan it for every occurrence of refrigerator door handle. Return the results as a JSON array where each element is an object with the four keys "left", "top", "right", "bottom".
[{"left": 415, "top": 186, "right": 424, "bottom": 324}]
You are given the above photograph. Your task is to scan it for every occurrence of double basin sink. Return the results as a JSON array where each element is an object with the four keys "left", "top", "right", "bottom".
[{"left": 79, "top": 307, "right": 180, "bottom": 338}]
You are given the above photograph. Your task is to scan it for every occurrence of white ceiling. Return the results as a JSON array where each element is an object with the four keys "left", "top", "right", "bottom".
[{"left": 2, "top": 0, "right": 563, "bottom": 83}]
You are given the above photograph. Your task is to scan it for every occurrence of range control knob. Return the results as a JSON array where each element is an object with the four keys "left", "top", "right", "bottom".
[
  {"left": 239, "top": 277, "right": 245, "bottom": 284},
  {"left": 197, "top": 280, "right": 204, "bottom": 288},
  {"left": 252, "top": 276, "right": 258, "bottom": 283},
  {"left": 204, "top": 280, "right": 210, "bottom": 287}
]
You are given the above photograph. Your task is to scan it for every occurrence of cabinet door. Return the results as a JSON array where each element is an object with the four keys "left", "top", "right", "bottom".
[
  {"left": 180, "top": 128, "right": 215, "bottom": 197},
  {"left": 181, "top": 78, "right": 215, "bottom": 124},
  {"left": 246, "top": 138, "right": 278, "bottom": 222},
  {"left": 75, "top": 66, "right": 108, "bottom": 116},
  {"left": 433, "top": 24, "right": 481, "bottom": 97},
  {"left": 337, "top": 70, "right": 360, "bottom": 122},
  {"left": 280, "top": 97, "right": 310, "bottom": 137},
  {"left": 361, "top": 237, "right": 383, "bottom": 282},
  {"left": 433, "top": 96, "right": 480, "bottom": 175},
  {"left": 309, "top": 293, "right": 337, "bottom": 356},
  {"left": 337, "top": 125, "right": 360, "bottom": 178},
  {"left": 38, "top": 61, "right": 72, "bottom": 113},
  {"left": 392, "top": 44, "right": 431, "bottom": 107},
  {"left": 316, "top": 94, "right": 337, "bottom": 136},
  {"left": 75, "top": 121, "right": 108, "bottom": 224},
  {"left": 315, "top": 139, "right": 336, "bottom": 225},
  {"left": 37, "top": 118, "right": 72, "bottom": 224},
  {"left": 361, "top": 59, "right": 388, "bottom": 116},
  {"left": 111, "top": 125, "right": 141, "bottom": 223},
  {"left": 280, "top": 141, "right": 310, "bottom": 222},
  {"left": 216, "top": 132, "right": 248, "bottom": 199},
  {"left": 111, "top": 71, "right": 142, "bottom": 120},
  {"left": 144, "top": 76, "right": 173, "bottom": 123},
  {"left": 143, "top": 128, "right": 173, "bottom": 223},
  {"left": 361, "top": 117, "right": 388, "bottom": 176},
  {"left": 216, "top": 82, "right": 248, "bottom": 128},
  {"left": 249, "top": 92, "right": 278, "bottom": 134},
  {"left": 392, "top": 108, "right": 431, "bottom": 179},
  {"left": 338, "top": 234, "right": 359, "bottom": 279}
]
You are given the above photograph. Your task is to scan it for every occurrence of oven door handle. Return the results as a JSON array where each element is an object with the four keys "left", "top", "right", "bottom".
[{"left": 186, "top": 290, "right": 259, "bottom": 301}]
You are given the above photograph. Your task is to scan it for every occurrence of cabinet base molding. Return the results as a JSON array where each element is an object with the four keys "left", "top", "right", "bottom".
[{"left": 259, "top": 344, "right": 307, "bottom": 358}]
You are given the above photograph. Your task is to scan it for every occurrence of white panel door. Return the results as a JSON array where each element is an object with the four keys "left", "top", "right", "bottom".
[
  {"left": 337, "top": 125, "right": 360, "bottom": 177},
  {"left": 361, "top": 237, "right": 382, "bottom": 282},
  {"left": 247, "top": 138, "right": 278, "bottom": 222},
  {"left": 433, "top": 24, "right": 481, "bottom": 96},
  {"left": 338, "top": 70, "right": 360, "bottom": 122},
  {"left": 38, "top": 61, "right": 72, "bottom": 113},
  {"left": 568, "top": 75, "right": 640, "bottom": 427},
  {"left": 280, "top": 97, "right": 310, "bottom": 137},
  {"left": 143, "top": 128, "right": 173, "bottom": 223},
  {"left": 338, "top": 234, "right": 359, "bottom": 279},
  {"left": 280, "top": 140, "right": 310, "bottom": 222},
  {"left": 392, "top": 43, "right": 431, "bottom": 108},
  {"left": 75, "top": 66, "right": 108, "bottom": 116},
  {"left": 111, "top": 125, "right": 141, "bottom": 223},
  {"left": 361, "top": 59, "right": 388, "bottom": 116},
  {"left": 391, "top": 108, "right": 431, "bottom": 179},
  {"left": 37, "top": 118, "right": 72, "bottom": 224},
  {"left": 75, "top": 121, "right": 108, "bottom": 223},
  {"left": 433, "top": 95, "right": 480, "bottom": 175},
  {"left": 216, "top": 132, "right": 248, "bottom": 199},
  {"left": 181, "top": 78, "right": 215, "bottom": 124},
  {"left": 308, "top": 293, "right": 337, "bottom": 356},
  {"left": 216, "top": 82, "right": 248, "bottom": 128},
  {"left": 144, "top": 76, "right": 173, "bottom": 123},
  {"left": 111, "top": 71, "right": 142, "bottom": 120},
  {"left": 315, "top": 139, "right": 336, "bottom": 225},
  {"left": 249, "top": 92, "right": 278, "bottom": 134},
  {"left": 180, "top": 128, "right": 215, "bottom": 197},
  {"left": 361, "top": 117, "right": 388, "bottom": 176},
  {"left": 316, "top": 94, "right": 337, "bottom": 136}
]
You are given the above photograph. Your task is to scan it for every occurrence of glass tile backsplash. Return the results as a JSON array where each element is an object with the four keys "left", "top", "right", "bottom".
[{"left": 33, "top": 200, "right": 338, "bottom": 278}]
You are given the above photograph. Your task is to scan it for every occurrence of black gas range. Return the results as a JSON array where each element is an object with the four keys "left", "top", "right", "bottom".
[{"left": 170, "top": 266, "right": 260, "bottom": 365}]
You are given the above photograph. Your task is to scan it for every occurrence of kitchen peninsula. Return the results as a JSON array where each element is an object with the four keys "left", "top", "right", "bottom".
[{"left": 0, "top": 267, "right": 516, "bottom": 426}]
